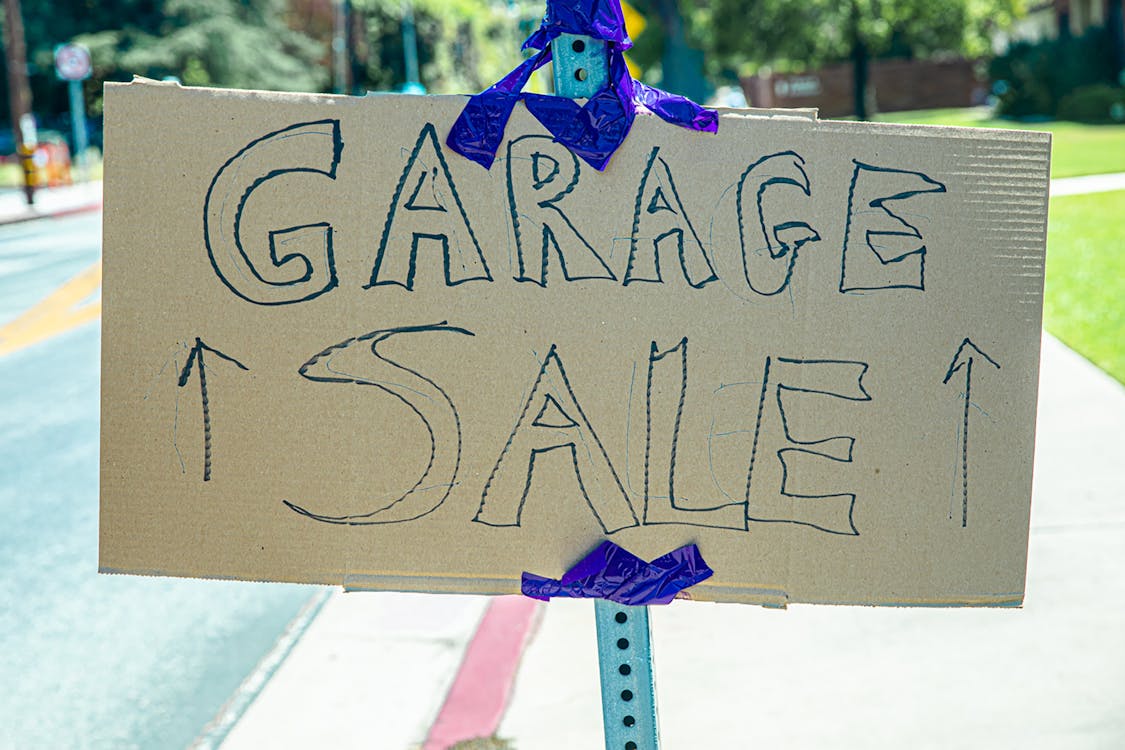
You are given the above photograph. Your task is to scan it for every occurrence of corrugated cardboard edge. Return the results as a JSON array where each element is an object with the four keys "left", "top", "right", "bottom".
[{"left": 98, "top": 80, "right": 1049, "bottom": 609}]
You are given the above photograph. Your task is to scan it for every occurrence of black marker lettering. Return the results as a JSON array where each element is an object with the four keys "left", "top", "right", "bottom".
[
  {"left": 643, "top": 338, "right": 747, "bottom": 530},
  {"left": 625, "top": 146, "right": 718, "bottom": 288},
  {"left": 506, "top": 135, "right": 616, "bottom": 286},
  {"left": 840, "top": 161, "right": 947, "bottom": 293},
  {"left": 474, "top": 346, "right": 639, "bottom": 534},
  {"left": 284, "top": 322, "right": 472, "bottom": 525},
  {"left": 737, "top": 151, "right": 820, "bottom": 296},
  {"left": 746, "top": 357, "right": 871, "bottom": 535},
  {"left": 203, "top": 120, "right": 342, "bottom": 305},
  {"left": 368, "top": 123, "right": 491, "bottom": 290}
]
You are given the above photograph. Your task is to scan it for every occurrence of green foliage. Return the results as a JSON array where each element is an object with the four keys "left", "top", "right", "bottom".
[
  {"left": 85, "top": 0, "right": 328, "bottom": 101},
  {"left": 697, "top": 0, "right": 1025, "bottom": 75},
  {"left": 350, "top": 0, "right": 536, "bottom": 95},
  {"left": 414, "top": 0, "right": 540, "bottom": 94},
  {"left": 2, "top": 0, "right": 164, "bottom": 126},
  {"left": 990, "top": 27, "right": 1120, "bottom": 119},
  {"left": 1058, "top": 84, "right": 1125, "bottom": 123},
  {"left": 5, "top": 0, "right": 538, "bottom": 127}
]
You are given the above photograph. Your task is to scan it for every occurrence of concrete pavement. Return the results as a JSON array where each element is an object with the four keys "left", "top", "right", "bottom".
[
  {"left": 211, "top": 592, "right": 493, "bottom": 750},
  {"left": 0, "top": 181, "right": 103, "bottom": 225},
  {"left": 1050, "top": 171, "right": 1125, "bottom": 197}
]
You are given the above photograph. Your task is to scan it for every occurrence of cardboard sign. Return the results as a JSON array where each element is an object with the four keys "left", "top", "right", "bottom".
[{"left": 100, "top": 80, "right": 1050, "bottom": 606}]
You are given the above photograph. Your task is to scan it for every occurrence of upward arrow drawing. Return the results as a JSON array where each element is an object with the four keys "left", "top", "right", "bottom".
[
  {"left": 943, "top": 338, "right": 1000, "bottom": 528},
  {"left": 178, "top": 338, "right": 248, "bottom": 482}
]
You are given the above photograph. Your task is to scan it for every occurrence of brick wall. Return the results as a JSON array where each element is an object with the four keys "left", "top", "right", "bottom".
[{"left": 742, "top": 58, "right": 988, "bottom": 118}]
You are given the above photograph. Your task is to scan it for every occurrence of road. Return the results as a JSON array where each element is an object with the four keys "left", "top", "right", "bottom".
[{"left": 0, "top": 212, "right": 318, "bottom": 749}]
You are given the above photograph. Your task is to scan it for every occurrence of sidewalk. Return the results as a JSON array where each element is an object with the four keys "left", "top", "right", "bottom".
[
  {"left": 208, "top": 592, "right": 494, "bottom": 750},
  {"left": 0, "top": 181, "right": 103, "bottom": 225},
  {"left": 211, "top": 332, "right": 1125, "bottom": 749},
  {"left": 1050, "top": 171, "right": 1125, "bottom": 197}
]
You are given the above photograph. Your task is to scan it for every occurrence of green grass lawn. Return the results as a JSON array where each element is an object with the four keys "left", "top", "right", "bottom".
[
  {"left": 874, "top": 107, "right": 1125, "bottom": 179},
  {"left": 1044, "top": 189, "right": 1125, "bottom": 385}
]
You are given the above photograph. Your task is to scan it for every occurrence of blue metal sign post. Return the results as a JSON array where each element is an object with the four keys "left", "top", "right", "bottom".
[
  {"left": 594, "top": 600, "right": 660, "bottom": 750},
  {"left": 552, "top": 32, "right": 609, "bottom": 99},
  {"left": 552, "top": 32, "right": 661, "bottom": 750}
]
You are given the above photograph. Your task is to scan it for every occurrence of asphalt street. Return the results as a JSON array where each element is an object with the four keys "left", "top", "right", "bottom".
[{"left": 0, "top": 212, "right": 319, "bottom": 749}]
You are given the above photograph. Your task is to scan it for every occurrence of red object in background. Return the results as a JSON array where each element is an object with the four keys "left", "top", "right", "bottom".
[{"left": 27, "top": 140, "right": 72, "bottom": 187}]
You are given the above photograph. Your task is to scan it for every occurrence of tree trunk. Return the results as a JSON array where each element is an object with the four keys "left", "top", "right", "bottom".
[
  {"left": 1108, "top": 0, "right": 1125, "bottom": 81},
  {"left": 651, "top": 0, "right": 708, "bottom": 101},
  {"left": 852, "top": 36, "right": 869, "bottom": 120},
  {"left": 2, "top": 0, "right": 35, "bottom": 204},
  {"left": 849, "top": 0, "right": 869, "bottom": 121}
]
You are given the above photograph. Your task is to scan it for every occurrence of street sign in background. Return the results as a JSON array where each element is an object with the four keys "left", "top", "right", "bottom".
[
  {"left": 54, "top": 42, "right": 91, "bottom": 81},
  {"left": 100, "top": 80, "right": 1049, "bottom": 608},
  {"left": 55, "top": 42, "right": 90, "bottom": 178}
]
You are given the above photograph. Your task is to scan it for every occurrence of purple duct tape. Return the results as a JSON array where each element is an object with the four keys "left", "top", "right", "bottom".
[
  {"left": 633, "top": 80, "right": 719, "bottom": 133},
  {"left": 522, "top": 541, "right": 714, "bottom": 606},
  {"left": 533, "top": 0, "right": 630, "bottom": 46},
  {"left": 446, "top": 50, "right": 547, "bottom": 169},
  {"left": 446, "top": 0, "right": 717, "bottom": 171}
]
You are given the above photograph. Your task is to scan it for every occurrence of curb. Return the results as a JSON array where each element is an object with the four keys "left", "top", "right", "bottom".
[
  {"left": 0, "top": 200, "right": 103, "bottom": 226},
  {"left": 423, "top": 596, "right": 542, "bottom": 750}
]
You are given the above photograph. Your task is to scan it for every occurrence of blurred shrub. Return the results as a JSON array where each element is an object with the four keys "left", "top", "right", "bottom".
[
  {"left": 990, "top": 26, "right": 1118, "bottom": 118},
  {"left": 1058, "top": 84, "right": 1125, "bottom": 123}
]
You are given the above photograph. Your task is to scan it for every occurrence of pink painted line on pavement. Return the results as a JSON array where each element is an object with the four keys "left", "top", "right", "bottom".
[{"left": 424, "top": 595, "right": 541, "bottom": 750}]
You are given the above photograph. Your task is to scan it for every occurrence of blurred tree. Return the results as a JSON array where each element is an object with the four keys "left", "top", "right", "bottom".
[
  {"left": 632, "top": 0, "right": 1026, "bottom": 119},
  {"left": 622, "top": 0, "right": 711, "bottom": 101},
  {"left": 1, "top": 0, "right": 164, "bottom": 132},
  {"left": 2, "top": 0, "right": 541, "bottom": 129},
  {"left": 350, "top": 0, "right": 538, "bottom": 94},
  {"left": 81, "top": 0, "right": 328, "bottom": 104}
]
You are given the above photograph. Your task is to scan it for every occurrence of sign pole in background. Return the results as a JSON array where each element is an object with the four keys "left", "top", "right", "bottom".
[
  {"left": 54, "top": 42, "right": 92, "bottom": 180},
  {"left": 67, "top": 76, "right": 88, "bottom": 179}
]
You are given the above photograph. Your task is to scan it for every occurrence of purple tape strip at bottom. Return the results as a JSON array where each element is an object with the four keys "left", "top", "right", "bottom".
[{"left": 522, "top": 541, "right": 713, "bottom": 606}]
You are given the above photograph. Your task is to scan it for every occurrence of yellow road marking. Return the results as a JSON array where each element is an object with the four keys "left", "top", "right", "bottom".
[{"left": 0, "top": 261, "right": 102, "bottom": 356}]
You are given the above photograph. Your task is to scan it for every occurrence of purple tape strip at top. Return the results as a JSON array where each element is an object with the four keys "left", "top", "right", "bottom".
[
  {"left": 446, "top": 0, "right": 717, "bottom": 171},
  {"left": 522, "top": 541, "right": 714, "bottom": 606}
]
